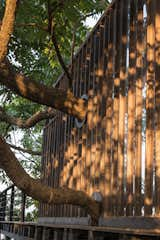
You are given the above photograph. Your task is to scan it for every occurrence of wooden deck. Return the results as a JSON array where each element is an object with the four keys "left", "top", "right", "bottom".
[{"left": 1, "top": 219, "right": 160, "bottom": 239}]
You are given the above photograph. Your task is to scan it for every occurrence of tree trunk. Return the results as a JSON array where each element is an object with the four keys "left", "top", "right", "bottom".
[
  {"left": 0, "top": 59, "right": 87, "bottom": 120},
  {"left": 0, "top": 136, "right": 100, "bottom": 223}
]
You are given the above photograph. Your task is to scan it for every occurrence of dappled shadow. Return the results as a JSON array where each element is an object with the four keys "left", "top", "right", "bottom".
[{"left": 39, "top": 0, "right": 160, "bottom": 221}]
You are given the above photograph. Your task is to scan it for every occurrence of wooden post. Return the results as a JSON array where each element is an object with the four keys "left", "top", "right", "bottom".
[
  {"left": 88, "top": 230, "right": 94, "bottom": 240},
  {"left": 9, "top": 186, "right": 14, "bottom": 221},
  {"left": 1, "top": 192, "right": 7, "bottom": 221},
  {"left": 20, "top": 192, "right": 26, "bottom": 222}
]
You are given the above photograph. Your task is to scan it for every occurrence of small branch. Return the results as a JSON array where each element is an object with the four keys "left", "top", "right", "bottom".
[
  {"left": 8, "top": 143, "right": 42, "bottom": 156},
  {"left": 70, "top": 24, "right": 76, "bottom": 83},
  {"left": 51, "top": 28, "right": 72, "bottom": 83},
  {"left": 0, "top": 21, "right": 48, "bottom": 32},
  {"left": 2, "top": 123, "right": 11, "bottom": 138},
  {"left": 47, "top": 0, "right": 72, "bottom": 83},
  {"left": 0, "top": 107, "right": 56, "bottom": 129},
  {"left": 18, "top": 151, "right": 40, "bottom": 166},
  {"left": 15, "top": 23, "right": 48, "bottom": 32},
  {"left": 0, "top": 0, "right": 17, "bottom": 62},
  {"left": 81, "top": 12, "right": 98, "bottom": 22}
]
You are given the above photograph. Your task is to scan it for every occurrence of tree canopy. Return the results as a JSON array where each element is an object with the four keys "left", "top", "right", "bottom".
[{"left": 0, "top": 0, "right": 110, "bottom": 223}]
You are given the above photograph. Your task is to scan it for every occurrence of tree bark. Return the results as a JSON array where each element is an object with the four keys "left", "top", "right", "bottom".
[
  {"left": 0, "top": 136, "right": 100, "bottom": 223},
  {"left": 0, "top": 0, "right": 17, "bottom": 62},
  {"left": 0, "top": 107, "right": 56, "bottom": 129},
  {"left": 0, "top": 59, "right": 87, "bottom": 120}
]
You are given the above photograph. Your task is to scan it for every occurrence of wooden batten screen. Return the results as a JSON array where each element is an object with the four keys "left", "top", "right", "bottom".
[{"left": 39, "top": 0, "right": 160, "bottom": 218}]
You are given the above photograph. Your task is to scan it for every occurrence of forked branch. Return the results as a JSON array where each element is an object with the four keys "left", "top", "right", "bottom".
[
  {"left": 0, "top": 136, "right": 100, "bottom": 224},
  {"left": 0, "top": 107, "right": 56, "bottom": 129}
]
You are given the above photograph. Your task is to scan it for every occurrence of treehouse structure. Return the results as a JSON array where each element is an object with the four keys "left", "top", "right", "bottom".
[{"left": 1, "top": 0, "right": 160, "bottom": 239}]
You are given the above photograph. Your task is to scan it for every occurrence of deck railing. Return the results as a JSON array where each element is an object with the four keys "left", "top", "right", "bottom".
[
  {"left": 0, "top": 185, "right": 26, "bottom": 222},
  {"left": 39, "top": 0, "right": 160, "bottom": 221}
]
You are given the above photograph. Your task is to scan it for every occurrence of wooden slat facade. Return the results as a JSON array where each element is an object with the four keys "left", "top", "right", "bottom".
[{"left": 39, "top": 0, "right": 160, "bottom": 221}]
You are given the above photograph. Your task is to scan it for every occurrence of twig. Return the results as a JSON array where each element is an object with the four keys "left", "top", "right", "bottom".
[
  {"left": 47, "top": 0, "right": 72, "bottom": 83},
  {"left": 8, "top": 143, "right": 42, "bottom": 156}
]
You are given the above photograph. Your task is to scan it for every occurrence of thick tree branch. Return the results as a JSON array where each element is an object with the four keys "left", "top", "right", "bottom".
[
  {"left": 0, "top": 107, "right": 56, "bottom": 129},
  {"left": 0, "top": 59, "right": 87, "bottom": 120},
  {"left": 0, "top": 136, "right": 100, "bottom": 223},
  {"left": 0, "top": 0, "right": 17, "bottom": 62},
  {"left": 8, "top": 143, "right": 41, "bottom": 156}
]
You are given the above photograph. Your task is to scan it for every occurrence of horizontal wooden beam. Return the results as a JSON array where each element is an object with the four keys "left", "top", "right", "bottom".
[{"left": 1, "top": 217, "right": 160, "bottom": 237}]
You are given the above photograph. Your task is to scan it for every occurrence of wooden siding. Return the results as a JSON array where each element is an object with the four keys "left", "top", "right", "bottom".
[{"left": 39, "top": 0, "right": 160, "bottom": 219}]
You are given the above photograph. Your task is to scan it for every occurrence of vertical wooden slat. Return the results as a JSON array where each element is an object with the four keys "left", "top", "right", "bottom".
[
  {"left": 75, "top": 52, "right": 82, "bottom": 217},
  {"left": 48, "top": 122, "right": 52, "bottom": 216},
  {"left": 104, "top": 9, "right": 114, "bottom": 217},
  {"left": 74, "top": 55, "right": 80, "bottom": 217},
  {"left": 67, "top": 61, "right": 77, "bottom": 217},
  {"left": 53, "top": 120, "right": 57, "bottom": 216},
  {"left": 81, "top": 46, "right": 87, "bottom": 195},
  {"left": 43, "top": 127, "right": 47, "bottom": 217},
  {"left": 126, "top": 0, "right": 137, "bottom": 216},
  {"left": 71, "top": 59, "right": 77, "bottom": 217},
  {"left": 84, "top": 40, "right": 91, "bottom": 196},
  {"left": 66, "top": 115, "right": 72, "bottom": 217},
  {"left": 134, "top": 0, "right": 146, "bottom": 216},
  {"left": 94, "top": 25, "right": 101, "bottom": 194},
  {"left": 109, "top": 4, "right": 117, "bottom": 217},
  {"left": 69, "top": 54, "right": 80, "bottom": 217},
  {"left": 117, "top": 0, "right": 129, "bottom": 216},
  {"left": 56, "top": 113, "right": 61, "bottom": 217},
  {"left": 48, "top": 121, "right": 53, "bottom": 217},
  {"left": 80, "top": 47, "right": 86, "bottom": 195},
  {"left": 155, "top": 0, "right": 160, "bottom": 216},
  {"left": 20, "top": 192, "right": 26, "bottom": 222},
  {"left": 62, "top": 114, "right": 67, "bottom": 217},
  {"left": 99, "top": 17, "right": 107, "bottom": 201},
  {"left": 95, "top": 18, "right": 105, "bottom": 203},
  {"left": 144, "top": 0, "right": 155, "bottom": 216},
  {"left": 87, "top": 35, "right": 94, "bottom": 198},
  {"left": 45, "top": 125, "right": 50, "bottom": 216},
  {"left": 39, "top": 125, "right": 46, "bottom": 217},
  {"left": 89, "top": 31, "right": 97, "bottom": 197},
  {"left": 9, "top": 186, "right": 14, "bottom": 221},
  {"left": 57, "top": 115, "right": 61, "bottom": 217},
  {"left": 110, "top": 0, "right": 120, "bottom": 216},
  {"left": 61, "top": 113, "right": 66, "bottom": 217}
]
